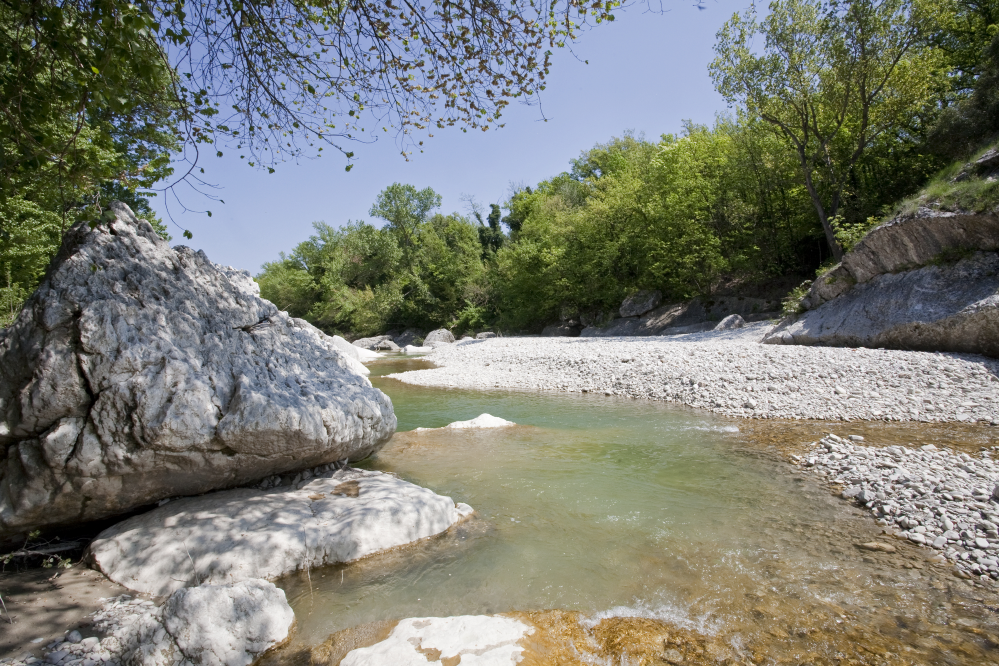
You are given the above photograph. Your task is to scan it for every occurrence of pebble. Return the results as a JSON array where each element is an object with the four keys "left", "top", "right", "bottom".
[
  {"left": 392, "top": 326, "right": 999, "bottom": 423},
  {"left": 799, "top": 433, "right": 999, "bottom": 581}
]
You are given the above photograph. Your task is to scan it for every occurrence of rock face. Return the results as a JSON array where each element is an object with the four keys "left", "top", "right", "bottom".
[
  {"left": 424, "top": 329, "right": 455, "bottom": 344},
  {"left": 799, "top": 208, "right": 999, "bottom": 312},
  {"left": 766, "top": 252, "right": 999, "bottom": 356},
  {"left": 56, "top": 580, "right": 293, "bottom": 666},
  {"left": 0, "top": 203, "right": 396, "bottom": 538},
  {"left": 89, "top": 469, "right": 474, "bottom": 596},
  {"left": 339, "top": 616, "right": 534, "bottom": 666},
  {"left": 619, "top": 290, "right": 662, "bottom": 318}
]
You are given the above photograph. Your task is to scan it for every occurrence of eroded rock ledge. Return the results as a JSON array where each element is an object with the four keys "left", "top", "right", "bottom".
[{"left": 0, "top": 203, "right": 396, "bottom": 538}]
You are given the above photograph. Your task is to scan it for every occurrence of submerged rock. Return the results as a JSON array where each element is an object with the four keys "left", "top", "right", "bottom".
[
  {"left": 89, "top": 469, "right": 474, "bottom": 596},
  {"left": 0, "top": 203, "right": 396, "bottom": 537},
  {"left": 339, "top": 615, "right": 533, "bottom": 666}
]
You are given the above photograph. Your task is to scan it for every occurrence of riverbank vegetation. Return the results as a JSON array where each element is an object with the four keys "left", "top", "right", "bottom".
[{"left": 257, "top": 0, "right": 999, "bottom": 337}]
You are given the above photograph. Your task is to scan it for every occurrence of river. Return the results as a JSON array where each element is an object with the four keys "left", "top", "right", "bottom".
[{"left": 266, "top": 357, "right": 999, "bottom": 665}]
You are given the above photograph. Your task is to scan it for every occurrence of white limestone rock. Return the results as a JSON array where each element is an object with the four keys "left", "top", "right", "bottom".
[
  {"left": 340, "top": 615, "right": 534, "bottom": 666},
  {"left": 89, "top": 469, "right": 473, "bottom": 596},
  {"left": 164, "top": 580, "right": 294, "bottom": 666},
  {"left": 0, "top": 203, "right": 396, "bottom": 537},
  {"left": 62, "top": 580, "right": 293, "bottom": 666},
  {"left": 404, "top": 345, "right": 433, "bottom": 354},
  {"left": 414, "top": 414, "right": 516, "bottom": 431}
]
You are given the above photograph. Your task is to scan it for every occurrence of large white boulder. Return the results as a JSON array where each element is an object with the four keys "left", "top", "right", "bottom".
[
  {"left": 89, "top": 469, "right": 473, "bottom": 596},
  {"left": 424, "top": 329, "right": 455, "bottom": 344},
  {"left": 340, "top": 616, "right": 534, "bottom": 666},
  {"left": 0, "top": 203, "right": 396, "bottom": 538}
]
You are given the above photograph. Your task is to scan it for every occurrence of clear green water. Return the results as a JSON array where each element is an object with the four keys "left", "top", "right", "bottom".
[{"left": 271, "top": 357, "right": 999, "bottom": 664}]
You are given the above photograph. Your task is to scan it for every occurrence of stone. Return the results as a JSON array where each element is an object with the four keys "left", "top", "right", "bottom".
[
  {"left": 374, "top": 339, "right": 401, "bottom": 351},
  {"left": 392, "top": 329, "right": 425, "bottom": 347},
  {"left": 475, "top": 332, "right": 497, "bottom": 339},
  {"left": 403, "top": 345, "right": 433, "bottom": 354},
  {"left": 713, "top": 314, "right": 746, "bottom": 331},
  {"left": 66, "top": 632, "right": 82, "bottom": 644},
  {"left": 620, "top": 290, "right": 662, "bottom": 318},
  {"left": 856, "top": 542, "right": 896, "bottom": 553},
  {"left": 763, "top": 252, "right": 999, "bottom": 357},
  {"left": 351, "top": 335, "right": 393, "bottom": 350},
  {"left": 339, "top": 616, "right": 534, "bottom": 666},
  {"left": 163, "top": 580, "right": 294, "bottom": 666},
  {"left": 89, "top": 469, "right": 472, "bottom": 596},
  {"left": 444, "top": 414, "right": 515, "bottom": 429},
  {"left": 0, "top": 203, "right": 396, "bottom": 538},
  {"left": 541, "top": 323, "right": 581, "bottom": 337},
  {"left": 424, "top": 329, "right": 455, "bottom": 344}
]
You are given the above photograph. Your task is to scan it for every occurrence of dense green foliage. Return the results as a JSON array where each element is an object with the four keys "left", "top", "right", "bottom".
[
  {"left": 1, "top": 0, "right": 613, "bottom": 328},
  {"left": 259, "top": 0, "right": 999, "bottom": 337},
  {"left": 258, "top": 184, "right": 484, "bottom": 336}
]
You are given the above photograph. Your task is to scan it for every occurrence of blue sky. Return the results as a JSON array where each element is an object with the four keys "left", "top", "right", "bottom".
[{"left": 148, "top": 1, "right": 751, "bottom": 274}]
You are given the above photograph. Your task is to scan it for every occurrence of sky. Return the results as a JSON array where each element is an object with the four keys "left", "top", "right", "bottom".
[{"left": 147, "top": 1, "right": 753, "bottom": 274}]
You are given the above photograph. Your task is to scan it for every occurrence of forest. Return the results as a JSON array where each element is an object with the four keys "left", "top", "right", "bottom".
[
  {"left": 3, "top": 0, "right": 999, "bottom": 333},
  {"left": 254, "top": 0, "right": 999, "bottom": 337}
]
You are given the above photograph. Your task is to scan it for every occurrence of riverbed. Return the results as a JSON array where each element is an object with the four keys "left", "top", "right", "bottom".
[{"left": 265, "top": 357, "right": 999, "bottom": 665}]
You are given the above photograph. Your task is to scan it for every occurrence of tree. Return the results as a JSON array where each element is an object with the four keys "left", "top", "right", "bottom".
[
  {"left": 369, "top": 183, "right": 442, "bottom": 249},
  {"left": 711, "top": 0, "right": 941, "bottom": 260}
]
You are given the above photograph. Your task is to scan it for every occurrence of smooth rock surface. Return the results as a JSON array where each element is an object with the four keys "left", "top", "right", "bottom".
[
  {"left": 766, "top": 252, "right": 999, "bottom": 357},
  {"left": 424, "top": 329, "right": 456, "bottom": 344},
  {"left": 340, "top": 616, "right": 533, "bottom": 666},
  {"left": 90, "top": 469, "right": 473, "bottom": 596},
  {"left": 0, "top": 203, "right": 396, "bottom": 537},
  {"left": 389, "top": 329, "right": 999, "bottom": 422},
  {"left": 582, "top": 297, "right": 778, "bottom": 338},
  {"left": 374, "top": 339, "right": 401, "bottom": 351},
  {"left": 619, "top": 290, "right": 662, "bottom": 318}
]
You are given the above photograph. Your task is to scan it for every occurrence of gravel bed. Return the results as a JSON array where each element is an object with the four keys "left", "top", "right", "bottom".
[
  {"left": 796, "top": 433, "right": 999, "bottom": 581},
  {"left": 390, "top": 325, "right": 999, "bottom": 423}
]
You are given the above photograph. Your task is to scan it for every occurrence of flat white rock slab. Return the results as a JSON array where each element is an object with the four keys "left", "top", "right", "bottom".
[
  {"left": 340, "top": 615, "right": 533, "bottom": 666},
  {"left": 415, "top": 414, "right": 516, "bottom": 432},
  {"left": 90, "top": 470, "right": 473, "bottom": 596}
]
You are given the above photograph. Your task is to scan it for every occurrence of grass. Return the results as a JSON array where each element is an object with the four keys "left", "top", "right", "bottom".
[{"left": 894, "top": 142, "right": 999, "bottom": 217}]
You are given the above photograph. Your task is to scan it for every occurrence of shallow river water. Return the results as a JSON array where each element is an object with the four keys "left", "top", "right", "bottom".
[{"left": 267, "top": 357, "right": 999, "bottom": 665}]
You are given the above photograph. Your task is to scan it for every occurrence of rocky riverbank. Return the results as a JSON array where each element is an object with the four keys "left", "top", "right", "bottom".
[
  {"left": 797, "top": 433, "right": 999, "bottom": 580},
  {"left": 390, "top": 325, "right": 999, "bottom": 423}
]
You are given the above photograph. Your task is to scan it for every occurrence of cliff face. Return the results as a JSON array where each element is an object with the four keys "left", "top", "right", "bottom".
[{"left": 0, "top": 203, "right": 396, "bottom": 537}]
